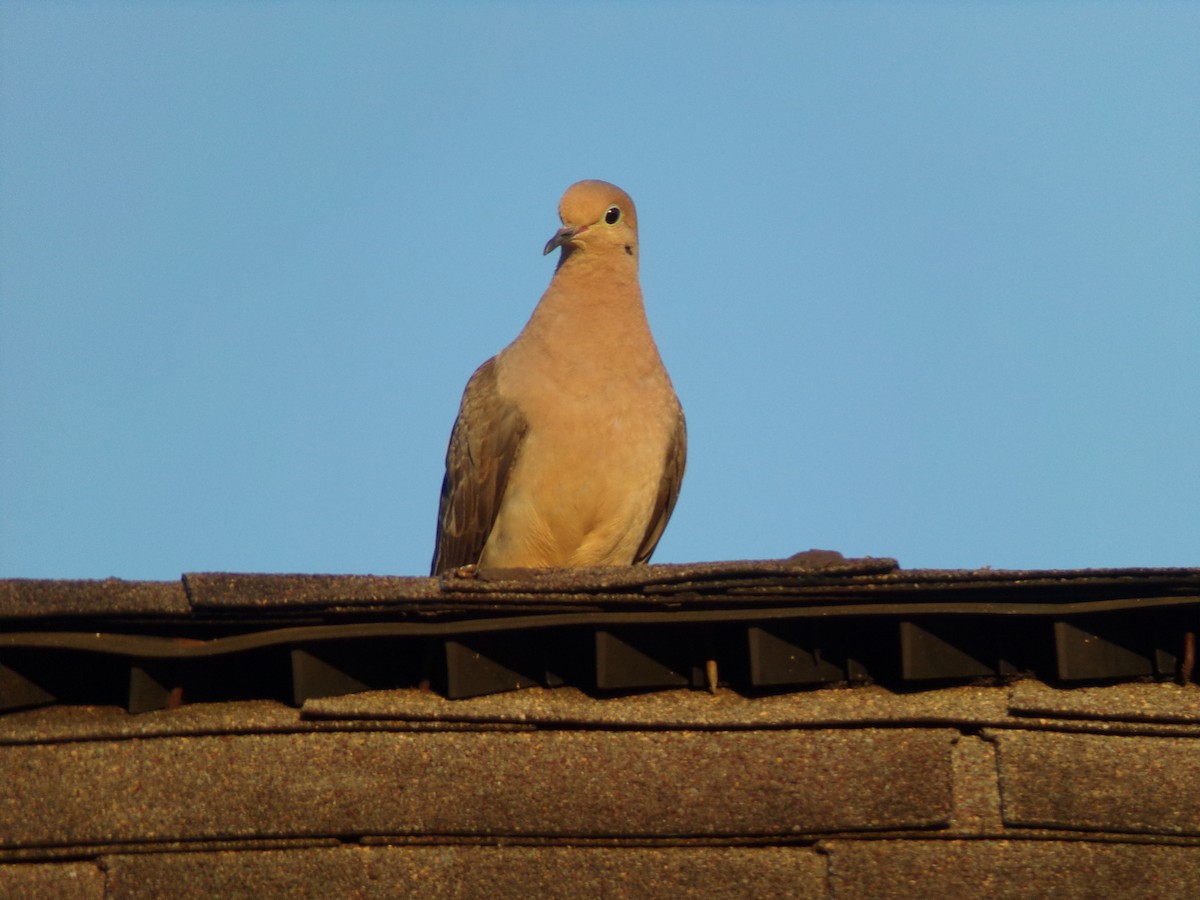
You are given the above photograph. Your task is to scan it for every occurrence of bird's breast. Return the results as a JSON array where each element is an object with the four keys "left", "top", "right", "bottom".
[{"left": 480, "top": 363, "right": 679, "bottom": 569}]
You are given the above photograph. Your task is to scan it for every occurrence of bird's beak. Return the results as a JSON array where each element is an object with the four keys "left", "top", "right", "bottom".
[{"left": 543, "top": 224, "right": 587, "bottom": 255}]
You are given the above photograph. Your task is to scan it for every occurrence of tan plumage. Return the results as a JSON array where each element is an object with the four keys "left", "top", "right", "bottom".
[{"left": 432, "top": 180, "right": 685, "bottom": 575}]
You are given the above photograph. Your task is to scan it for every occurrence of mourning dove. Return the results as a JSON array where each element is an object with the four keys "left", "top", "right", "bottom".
[{"left": 432, "top": 179, "right": 686, "bottom": 575}]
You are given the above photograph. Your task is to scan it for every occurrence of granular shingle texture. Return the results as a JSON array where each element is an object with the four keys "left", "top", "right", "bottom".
[
  {"left": 825, "top": 840, "right": 1200, "bottom": 899},
  {"left": 302, "top": 682, "right": 1015, "bottom": 727},
  {"left": 994, "top": 729, "right": 1200, "bottom": 836},
  {"left": 103, "top": 846, "right": 825, "bottom": 899},
  {"left": 3, "top": 562, "right": 1200, "bottom": 895},
  {"left": 0, "top": 728, "right": 954, "bottom": 847},
  {"left": 5, "top": 680, "right": 1200, "bottom": 893},
  {"left": 1010, "top": 681, "right": 1200, "bottom": 724},
  {"left": 0, "top": 861, "right": 104, "bottom": 900},
  {"left": 0, "top": 578, "right": 188, "bottom": 620}
]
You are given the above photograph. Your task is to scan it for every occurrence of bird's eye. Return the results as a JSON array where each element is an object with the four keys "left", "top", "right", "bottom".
[{"left": 604, "top": 205, "right": 621, "bottom": 225}]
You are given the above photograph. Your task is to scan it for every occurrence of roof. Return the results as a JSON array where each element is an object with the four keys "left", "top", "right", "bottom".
[{"left": 3, "top": 558, "right": 1200, "bottom": 895}]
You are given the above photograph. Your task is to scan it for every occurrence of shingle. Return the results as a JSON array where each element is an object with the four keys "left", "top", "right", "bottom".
[
  {"left": 992, "top": 729, "right": 1200, "bottom": 835},
  {"left": 0, "top": 700, "right": 306, "bottom": 745},
  {"left": 0, "top": 728, "right": 954, "bottom": 848},
  {"left": 824, "top": 839, "right": 1200, "bottom": 899},
  {"left": 104, "top": 845, "right": 825, "bottom": 899},
  {"left": 869, "top": 567, "right": 1200, "bottom": 593},
  {"left": 182, "top": 573, "right": 440, "bottom": 610},
  {"left": 302, "top": 684, "right": 1014, "bottom": 728},
  {"left": 949, "top": 735, "right": 1002, "bottom": 834},
  {"left": 4, "top": 565, "right": 1197, "bottom": 621},
  {"left": 105, "top": 846, "right": 366, "bottom": 899},
  {"left": 447, "top": 561, "right": 1200, "bottom": 596},
  {"left": 442, "top": 555, "right": 899, "bottom": 594},
  {"left": 0, "top": 579, "right": 188, "bottom": 619},
  {"left": 1010, "top": 681, "right": 1200, "bottom": 725},
  {"left": 0, "top": 861, "right": 104, "bottom": 899},
  {"left": 8, "top": 563, "right": 1200, "bottom": 892},
  {"left": 0, "top": 700, "right": 539, "bottom": 747},
  {"left": 176, "top": 564, "right": 1200, "bottom": 611},
  {"left": 10, "top": 682, "right": 1195, "bottom": 749}
]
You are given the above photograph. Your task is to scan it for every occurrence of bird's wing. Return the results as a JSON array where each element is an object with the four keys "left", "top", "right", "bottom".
[
  {"left": 632, "top": 403, "right": 687, "bottom": 565},
  {"left": 431, "top": 357, "right": 528, "bottom": 574}
]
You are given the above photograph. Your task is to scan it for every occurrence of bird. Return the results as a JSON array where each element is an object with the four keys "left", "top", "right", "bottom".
[{"left": 431, "top": 179, "right": 685, "bottom": 576}]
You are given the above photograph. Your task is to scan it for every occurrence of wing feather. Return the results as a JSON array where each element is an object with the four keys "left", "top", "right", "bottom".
[
  {"left": 632, "top": 402, "right": 687, "bottom": 565},
  {"left": 431, "top": 358, "right": 528, "bottom": 574}
]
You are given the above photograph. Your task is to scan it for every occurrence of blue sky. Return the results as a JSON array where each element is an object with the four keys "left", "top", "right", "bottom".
[{"left": 2, "top": 2, "right": 1197, "bottom": 579}]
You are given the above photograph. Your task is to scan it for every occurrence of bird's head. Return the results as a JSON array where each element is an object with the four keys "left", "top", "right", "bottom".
[{"left": 543, "top": 180, "right": 639, "bottom": 262}]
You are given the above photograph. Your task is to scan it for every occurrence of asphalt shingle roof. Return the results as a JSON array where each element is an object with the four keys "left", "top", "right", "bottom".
[{"left": 2, "top": 559, "right": 1199, "bottom": 895}]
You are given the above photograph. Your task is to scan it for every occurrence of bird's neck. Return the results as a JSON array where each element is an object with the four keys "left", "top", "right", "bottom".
[{"left": 523, "top": 251, "right": 651, "bottom": 351}]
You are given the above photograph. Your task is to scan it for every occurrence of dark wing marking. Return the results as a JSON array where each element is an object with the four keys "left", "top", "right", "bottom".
[
  {"left": 632, "top": 401, "right": 687, "bottom": 565},
  {"left": 431, "top": 358, "right": 528, "bottom": 575}
]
